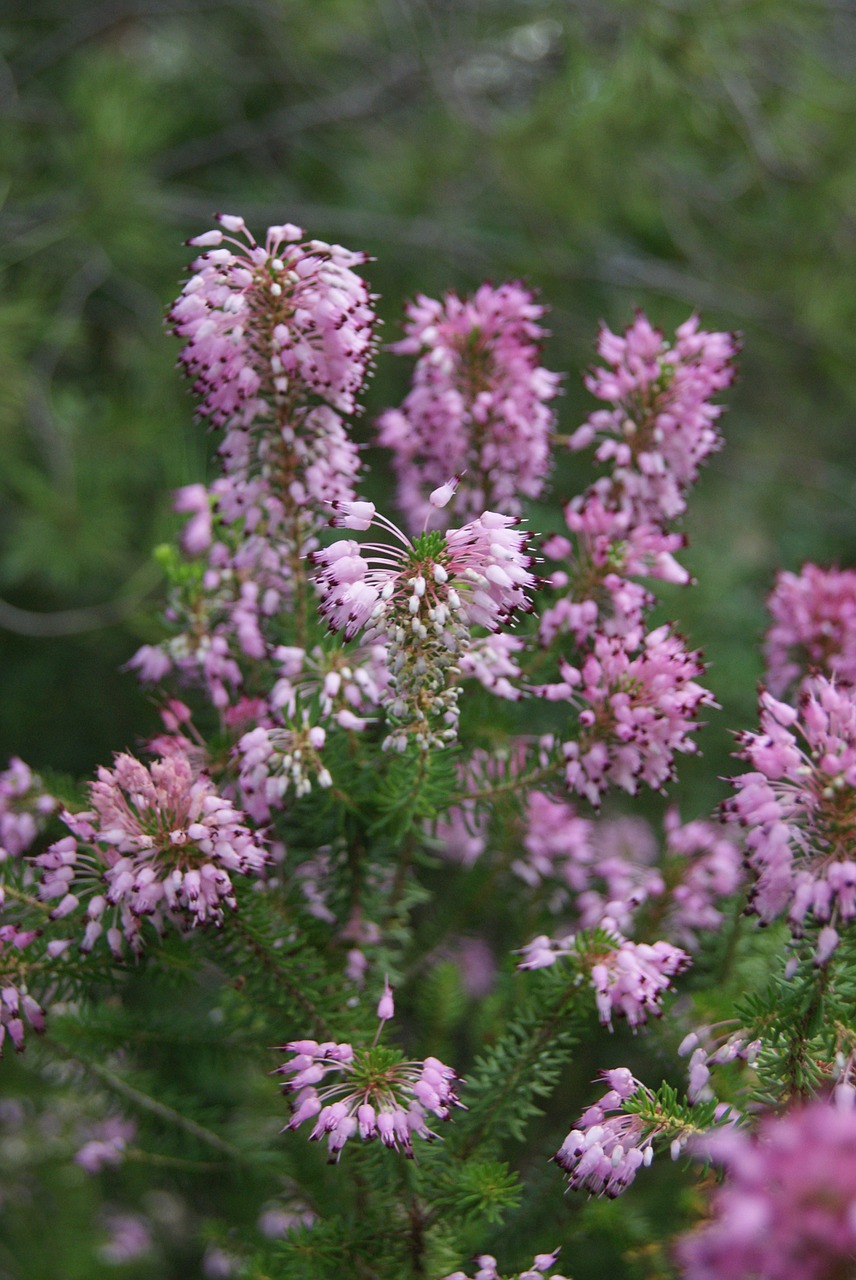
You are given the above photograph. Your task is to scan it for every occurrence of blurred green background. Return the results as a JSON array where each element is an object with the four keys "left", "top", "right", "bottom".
[{"left": 2, "top": 0, "right": 856, "bottom": 787}]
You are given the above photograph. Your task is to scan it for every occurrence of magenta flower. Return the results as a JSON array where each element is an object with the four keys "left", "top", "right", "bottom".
[
  {"left": 568, "top": 313, "right": 738, "bottom": 525},
  {"left": 36, "top": 751, "right": 267, "bottom": 956},
  {"left": 726, "top": 677, "right": 856, "bottom": 958},
  {"left": 764, "top": 563, "right": 856, "bottom": 697},
  {"left": 377, "top": 283, "right": 561, "bottom": 531},
  {"left": 311, "top": 497, "right": 536, "bottom": 751},
  {"left": 677, "top": 1097, "right": 856, "bottom": 1280},
  {"left": 277, "top": 1036, "right": 463, "bottom": 1162}
]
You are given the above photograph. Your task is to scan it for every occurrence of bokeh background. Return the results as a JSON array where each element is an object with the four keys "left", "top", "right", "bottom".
[
  {"left": 2, "top": 4, "right": 856, "bottom": 1277},
  {"left": 3, "top": 0, "right": 856, "bottom": 787}
]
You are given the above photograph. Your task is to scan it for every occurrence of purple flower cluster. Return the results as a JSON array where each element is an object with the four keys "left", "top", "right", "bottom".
[
  {"left": 726, "top": 678, "right": 856, "bottom": 960},
  {"left": 172, "top": 214, "right": 376, "bottom": 423},
  {"left": 377, "top": 283, "right": 560, "bottom": 530},
  {"left": 568, "top": 313, "right": 738, "bottom": 524},
  {"left": 277, "top": 1036, "right": 462, "bottom": 1161},
  {"left": 678, "top": 1098, "right": 856, "bottom": 1280},
  {"left": 535, "top": 626, "right": 714, "bottom": 805},
  {"left": 0, "top": 757, "right": 56, "bottom": 861},
  {"left": 130, "top": 215, "right": 378, "bottom": 716},
  {"left": 764, "top": 563, "right": 856, "bottom": 698},
  {"left": 36, "top": 751, "right": 267, "bottom": 955},
  {"left": 516, "top": 796, "right": 741, "bottom": 945}
]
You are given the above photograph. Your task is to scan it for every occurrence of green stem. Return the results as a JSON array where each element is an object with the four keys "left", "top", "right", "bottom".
[
  {"left": 1, "top": 883, "right": 52, "bottom": 915},
  {"left": 48, "top": 1043, "right": 247, "bottom": 1162}
]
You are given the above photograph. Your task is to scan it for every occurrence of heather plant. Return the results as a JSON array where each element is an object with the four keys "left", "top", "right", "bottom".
[{"left": 3, "top": 215, "right": 856, "bottom": 1280}]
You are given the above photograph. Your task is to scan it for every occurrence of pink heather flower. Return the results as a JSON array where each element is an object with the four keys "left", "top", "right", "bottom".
[
  {"left": 172, "top": 215, "right": 377, "bottom": 423},
  {"left": 568, "top": 313, "right": 738, "bottom": 526},
  {"left": 725, "top": 677, "right": 856, "bottom": 958},
  {"left": 539, "top": 493, "right": 689, "bottom": 650},
  {"left": 36, "top": 751, "right": 267, "bottom": 956},
  {"left": 555, "top": 1068, "right": 656, "bottom": 1197},
  {"left": 377, "top": 283, "right": 561, "bottom": 531},
  {"left": 0, "top": 923, "right": 48, "bottom": 1054},
  {"left": 517, "top": 795, "right": 662, "bottom": 931},
  {"left": 442, "top": 1247, "right": 569, "bottom": 1280},
  {"left": 533, "top": 626, "right": 715, "bottom": 805},
  {"left": 277, "top": 1037, "right": 463, "bottom": 1161},
  {"left": 98, "top": 1212, "right": 153, "bottom": 1265},
  {"left": 311, "top": 501, "right": 536, "bottom": 750},
  {"left": 764, "top": 563, "right": 856, "bottom": 697},
  {"left": 236, "top": 721, "right": 332, "bottom": 823},
  {"left": 677, "top": 1097, "right": 856, "bottom": 1280},
  {"left": 518, "top": 919, "right": 689, "bottom": 1029},
  {"left": 0, "top": 757, "right": 56, "bottom": 860},
  {"left": 661, "top": 808, "right": 743, "bottom": 949},
  {"left": 75, "top": 1116, "right": 137, "bottom": 1173}
]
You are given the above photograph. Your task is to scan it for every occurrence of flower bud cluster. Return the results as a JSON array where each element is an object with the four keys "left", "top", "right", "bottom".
[{"left": 567, "top": 312, "right": 738, "bottom": 525}]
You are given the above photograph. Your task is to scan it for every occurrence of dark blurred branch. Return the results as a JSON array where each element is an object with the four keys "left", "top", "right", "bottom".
[{"left": 153, "top": 52, "right": 422, "bottom": 178}]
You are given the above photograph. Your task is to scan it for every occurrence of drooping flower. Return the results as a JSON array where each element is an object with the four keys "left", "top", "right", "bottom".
[
  {"left": 518, "top": 919, "right": 690, "bottom": 1029},
  {"left": 277, "top": 1028, "right": 463, "bottom": 1162},
  {"left": 677, "top": 1097, "right": 856, "bottom": 1280},
  {"left": 725, "top": 677, "right": 856, "bottom": 959},
  {"left": 763, "top": 563, "right": 856, "bottom": 697},
  {"left": 554, "top": 1068, "right": 656, "bottom": 1197},
  {"left": 311, "top": 496, "right": 536, "bottom": 750},
  {"left": 36, "top": 751, "right": 267, "bottom": 956},
  {"left": 377, "top": 283, "right": 561, "bottom": 531},
  {"left": 567, "top": 313, "right": 738, "bottom": 526},
  {"left": 556, "top": 1066, "right": 710, "bottom": 1200}
]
